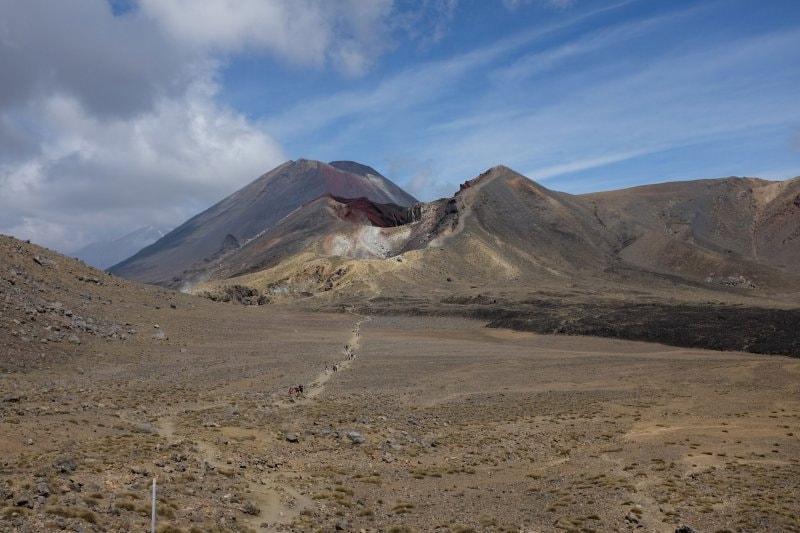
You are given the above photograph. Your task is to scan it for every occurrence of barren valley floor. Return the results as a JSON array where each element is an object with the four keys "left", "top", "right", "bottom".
[{"left": 2, "top": 307, "right": 799, "bottom": 532}]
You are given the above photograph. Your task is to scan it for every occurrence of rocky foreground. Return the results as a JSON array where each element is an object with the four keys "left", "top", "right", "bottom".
[{"left": 1, "top": 236, "right": 799, "bottom": 532}]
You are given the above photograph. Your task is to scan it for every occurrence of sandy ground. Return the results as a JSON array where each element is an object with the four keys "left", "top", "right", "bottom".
[{"left": 2, "top": 305, "right": 799, "bottom": 532}]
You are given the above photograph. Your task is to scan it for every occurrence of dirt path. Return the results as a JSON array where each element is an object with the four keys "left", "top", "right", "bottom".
[
  {"left": 191, "top": 425, "right": 314, "bottom": 531},
  {"left": 599, "top": 450, "right": 673, "bottom": 532},
  {"left": 144, "top": 405, "right": 313, "bottom": 531},
  {"left": 139, "top": 313, "right": 369, "bottom": 531},
  {"left": 277, "top": 313, "right": 370, "bottom": 405}
]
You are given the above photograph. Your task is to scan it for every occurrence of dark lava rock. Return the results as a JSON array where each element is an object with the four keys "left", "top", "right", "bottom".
[
  {"left": 32, "top": 255, "right": 52, "bottom": 267},
  {"left": 242, "top": 501, "right": 260, "bottom": 516},
  {"left": 54, "top": 457, "right": 77, "bottom": 474},
  {"left": 483, "top": 301, "right": 800, "bottom": 358},
  {"left": 35, "top": 481, "right": 50, "bottom": 497},
  {"left": 15, "top": 496, "right": 32, "bottom": 508},
  {"left": 624, "top": 512, "right": 640, "bottom": 524}
]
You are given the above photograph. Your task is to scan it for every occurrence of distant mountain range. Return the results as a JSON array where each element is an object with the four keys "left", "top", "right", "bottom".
[
  {"left": 108, "top": 159, "right": 800, "bottom": 305},
  {"left": 73, "top": 225, "right": 168, "bottom": 270}
]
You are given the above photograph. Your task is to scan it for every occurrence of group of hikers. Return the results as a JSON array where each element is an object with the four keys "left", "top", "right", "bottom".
[
  {"left": 287, "top": 384, "right": 304, "bottom": 397},
  {"left": 286, "top": 341, "right": 355, "bottom": 398}
]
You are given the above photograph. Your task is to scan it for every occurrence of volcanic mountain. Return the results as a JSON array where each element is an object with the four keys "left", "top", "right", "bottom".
[
  {"left": 107, "top": 156, "right": 800, "bottom": 311},
  {"left": 11, "top": 160, "right": 800, "bottom": 355},
  {"left": 584, "top": 176, "right": 800, "bottom": 286},
  {"left": 108, "top": 159, "right": 416, "bottom": 286},
  {"left": 182, "top": 164, "right": 800, "bottom": 307}
]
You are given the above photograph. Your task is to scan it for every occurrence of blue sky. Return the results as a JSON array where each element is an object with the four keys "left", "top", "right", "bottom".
[
  {"left": 221, "top": 0, "right": 800, "bottom": 199},
  {"left": 1, "top": 0, "right": 799, "bottom": 250}
]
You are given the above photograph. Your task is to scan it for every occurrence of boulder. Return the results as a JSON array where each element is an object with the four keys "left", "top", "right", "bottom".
[{"left": 346, "top": 431, "right": 365, "bottom": 445}]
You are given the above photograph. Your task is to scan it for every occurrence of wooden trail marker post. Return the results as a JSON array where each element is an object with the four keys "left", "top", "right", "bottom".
[{"left": 151, "top": 477, "right": 157, "bottom": 533}]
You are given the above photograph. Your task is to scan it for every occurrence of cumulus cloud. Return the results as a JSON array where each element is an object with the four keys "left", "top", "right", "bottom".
[
  {"left": 0, "top": 1, "right": 194, "bottom": 119},
  {"left": 0, "top": 0, "right": 448, "bottom": 251},
  {"left": 139, "top": 0, "right": 397, "bottom": 76},
  {"left": 0, "top": 0, "right": 290, "bottom": 251},
  {"left": 0, "top": 77, "right": 284, "bottom": 251}
]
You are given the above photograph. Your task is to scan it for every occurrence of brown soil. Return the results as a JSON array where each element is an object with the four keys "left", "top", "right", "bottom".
[{"left": 2, "top": 236, "right": 799, "bottom": 532}]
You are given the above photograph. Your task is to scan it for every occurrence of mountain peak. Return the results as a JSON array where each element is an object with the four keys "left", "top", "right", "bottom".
[
  {"left": 109, "top": 158, "right": 417, "bottom": 285},
  {"left": 476, "top": 164, "right": 528, "bottom": 181},
  {"left": 329, "top": 160, "right": 384, "bottom": 178},
  {"left": 456, "top": 164, "right": 542, "bottom": 194},
  {"left": 290, "top": 158, "right": 324, "bottom": 170},
  {"left": 488, "top": 164, "right": 517, "bottom": 174}
]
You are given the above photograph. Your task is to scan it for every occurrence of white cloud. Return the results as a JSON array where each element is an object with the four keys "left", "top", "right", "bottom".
[
  {"left": 265, "top": 5, "right": 617, "bottom": 142},
  {"left": 139, "top": 0, "right": 396, "bottom": 76},
  {"left": 138, "top": 0, "right": 458, "bottom": 76},
  {"left": 264, "top": 44, "right": 506, "bottom": 140},
  {"left": 0, "top": 1, "right": 194, "bottom": 119},
  {"left": 0, "top": 0, "right": 295, "bottom": 251},
  {"left": 268, "top": 2, "right": 799, "bottom": 197},
  {"left": 265, "top": 0, "right": 634, "bottom": 142},
  {"left": 423, "top": 29, "right": 800, "bottom": 186},
  {"left": 527, "top": 149, "right": 659, "bottom": 181},
  {"left": 0, "top": 77, "right": 284, "bottom": 251},
  {"left": 490, "top": 6, "right": 700, "bottom": 83},
  {"left": 0, "top": 0, "right": 443, "bottom": 251}
]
